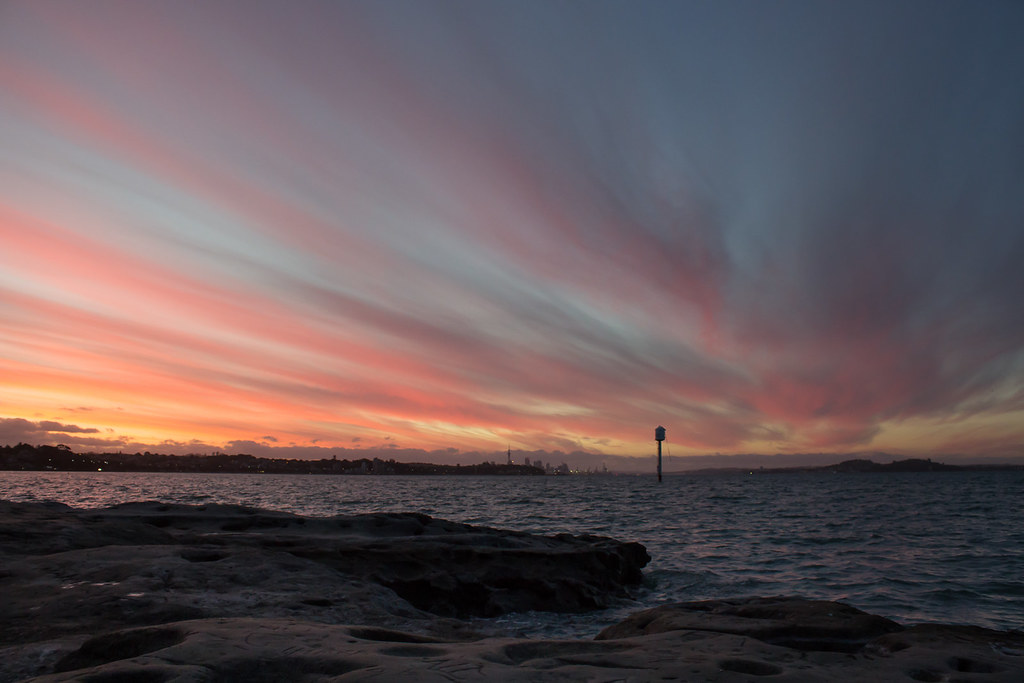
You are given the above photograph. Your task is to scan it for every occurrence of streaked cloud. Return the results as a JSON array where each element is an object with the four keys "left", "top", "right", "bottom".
[{"left": 1, "top": 1, "right": 1022, "bottom": 460}]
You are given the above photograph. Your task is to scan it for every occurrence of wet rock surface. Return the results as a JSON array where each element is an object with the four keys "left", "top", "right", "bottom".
[{"left": 3, "top": 500, "right": 1022, "bottom": 681}]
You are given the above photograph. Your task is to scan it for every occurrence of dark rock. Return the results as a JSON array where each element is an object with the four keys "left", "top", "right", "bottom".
[
  {"left": 0, "top": 500, "right": 648, "bottom": 678},
  {"left": 54, "top": 626, "right": 187, "bottom": 673},
  {"left": 66, "top": 502, "right": 651, "bottom": 618},
  {"left": 289, "top": 524, "right": 649, "bottom": 617},
  {"left": 597, "top": 596, "right": 904, "bottom": 652},
  {"left": 23, "top": 612, "right": 1024, "bottom": 682},
  {"left": 0, "top": 500, "right": 174, "bottom": 556}
]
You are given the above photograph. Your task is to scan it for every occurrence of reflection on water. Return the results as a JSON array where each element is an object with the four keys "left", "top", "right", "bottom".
[{"left": 2, "top": 469, "right": 1022, "bottom": 635}]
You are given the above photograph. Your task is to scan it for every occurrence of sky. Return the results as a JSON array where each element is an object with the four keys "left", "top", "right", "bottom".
[{"left": 2, "top": 0, "right": 1023, "bottom": 467}]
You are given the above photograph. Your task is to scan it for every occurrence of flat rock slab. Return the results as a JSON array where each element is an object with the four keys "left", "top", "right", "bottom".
[
  {"left": 0, "top": 500, "right": 649, "bottom": 622},
  {"left": 24, "top": 611, "right": 1024, "bottom": 682},
  {"left": 0, "top": 500, "right": 648, "bottom": 679}
]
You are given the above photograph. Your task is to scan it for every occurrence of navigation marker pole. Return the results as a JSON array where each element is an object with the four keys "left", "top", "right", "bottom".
[{"left": 655, "top": 426, "right": 666, "bottom": 483}]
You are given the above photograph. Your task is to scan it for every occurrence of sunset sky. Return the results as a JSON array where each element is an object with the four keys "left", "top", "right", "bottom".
[{"left": 2, "top": 1, "right": 1023, "bottom": 465}]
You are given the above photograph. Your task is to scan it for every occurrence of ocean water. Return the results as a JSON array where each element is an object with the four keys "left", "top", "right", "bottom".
[{"left": 2, "top": 470, "right": 1022, "bottom": 638}]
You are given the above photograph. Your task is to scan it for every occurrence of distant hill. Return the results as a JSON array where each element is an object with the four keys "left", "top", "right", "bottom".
[{"left": 822, "top": 458, "right": 961, "bottom": 472}]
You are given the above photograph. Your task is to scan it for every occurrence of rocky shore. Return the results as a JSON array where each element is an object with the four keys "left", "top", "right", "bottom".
[{"left": 1, "top": 501, "right": 1021, "bottom": 681}]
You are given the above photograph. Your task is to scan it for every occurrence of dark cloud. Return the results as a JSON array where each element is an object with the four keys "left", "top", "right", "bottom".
[
  {"left": 36, "top": 420, "right": 99, "bottom": 434},
  {"left": 0, "top": 418, "right": 121, "bottom": 448}
]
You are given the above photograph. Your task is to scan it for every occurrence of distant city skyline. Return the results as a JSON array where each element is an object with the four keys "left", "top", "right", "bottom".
[{"left": 2, "top": 1, "right": 1023, "bottom": 462}]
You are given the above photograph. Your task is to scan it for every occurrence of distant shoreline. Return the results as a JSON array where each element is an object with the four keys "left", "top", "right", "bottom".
[
  {"left": 671, "top": 457, "right": 1024, "bottom": 475},
  {"left": 0, "top": 444, "right": 544, "bottom": 476},
  {"left": 3, "top": 444, "right": 1023, "bottom": 476}
]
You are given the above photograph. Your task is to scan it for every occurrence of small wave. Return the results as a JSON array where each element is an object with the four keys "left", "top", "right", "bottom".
[
  {"left": 795, "top": 535, "right": 862, "bottom": 546},
  {"left": 881, "top": 576, "right": 925, "bottom": 587},
  {"left": 921, "top": 586, "right": 985, "bottom": 603},
  {"left": 978, "top": 581, "right": 1024, "bottom": 597},
  {"left": 182, "top": 493, "right": 212, "bottom": 502}
]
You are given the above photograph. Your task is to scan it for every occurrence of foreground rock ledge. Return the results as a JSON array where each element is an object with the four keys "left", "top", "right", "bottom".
[
  {"left": 0, "top": 500, "right": 648, "bottom": 678},
  {"left": 3, "top": 501, "right": 1022, "bottom": 681},
  {"left": 0, "top": 500, "right": 650, "bottom": 622},
  {"left": 14, "top": 601, "right": 1024, "bottom": 682}
]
